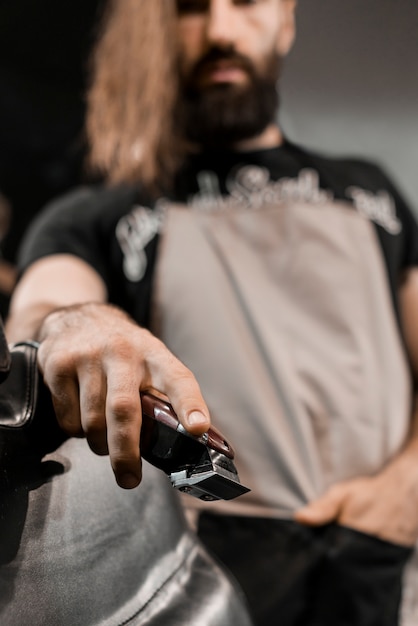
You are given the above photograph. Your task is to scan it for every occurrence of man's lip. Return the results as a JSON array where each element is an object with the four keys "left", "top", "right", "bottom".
[{"left": 198, "top": 61, "right": 248, "bottom": 84}]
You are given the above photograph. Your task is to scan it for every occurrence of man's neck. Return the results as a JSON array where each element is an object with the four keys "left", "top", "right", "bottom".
[
  {"left": 186, "top": 124, "right": 283, "bottom": 155},
  {"left": 230, "top": 124, "right": 283, "bottom": 152}
]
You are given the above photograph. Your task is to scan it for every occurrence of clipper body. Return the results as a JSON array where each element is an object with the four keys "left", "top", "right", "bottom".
[{"left": 140, "top": 393, "right": 250, "bottom": 502}]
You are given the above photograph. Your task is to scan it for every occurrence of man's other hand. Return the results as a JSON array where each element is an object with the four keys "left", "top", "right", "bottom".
[{"left": 295, "top": 455, "right": 418, "bottom": 547}]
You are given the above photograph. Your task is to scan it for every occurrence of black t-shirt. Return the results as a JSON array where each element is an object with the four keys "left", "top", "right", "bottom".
[{"left": 18, "top": 141, "right": 418, "bottom": 327}]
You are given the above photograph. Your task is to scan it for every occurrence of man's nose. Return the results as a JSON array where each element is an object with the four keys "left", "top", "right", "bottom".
[{"left": 206, "top": 0, "right": 237, "bottom": 48}]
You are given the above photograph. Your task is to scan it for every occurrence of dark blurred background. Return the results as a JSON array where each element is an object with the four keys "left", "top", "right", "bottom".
[{"left": 0, "top": 0, "right": 106, "bottom": 271}]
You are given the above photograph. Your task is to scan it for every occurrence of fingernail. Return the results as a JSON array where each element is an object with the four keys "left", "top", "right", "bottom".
[
  {"left": 119, "top": 473, "right": 140, "bottom": 489},
  {"left": 187, "top": 411, "right": 208, "bottom": 427}
]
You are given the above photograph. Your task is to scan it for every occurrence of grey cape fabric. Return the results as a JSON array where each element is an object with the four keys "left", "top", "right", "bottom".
[{"left": 0, "top": 438, "right": 253, "bottom": 626}]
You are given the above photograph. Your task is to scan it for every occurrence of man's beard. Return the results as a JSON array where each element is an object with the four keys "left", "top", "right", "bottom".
[{"left": 176, "top": 46, "right": 281, "bottom": 148}]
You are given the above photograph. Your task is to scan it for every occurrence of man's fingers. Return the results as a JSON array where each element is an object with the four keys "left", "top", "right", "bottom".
[
  {"left": 38, "top": 341, "right": 83, "bottom": 436},
  {"left": 105, "top": 363, "right": 142, "bottom": 489},
  {"left": 79, "top": 368, "right": 109, "bottom": 456},
  {"left": 47, "top": 377, "right": 83, "bottom": 437},
  {"left": 185, "top": 408, "right": 211, "bottom": 433},
  {"left": 144, "top": 342, "right": 211, "bottom": 435},
  {"left": 155, "top": 381, "right": 210, "bottom": 436},
  {"left": 165, "top": 378, "right": 210, "bottom": 435}
]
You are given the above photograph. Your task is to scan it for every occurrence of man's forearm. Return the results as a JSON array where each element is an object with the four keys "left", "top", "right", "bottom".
[{"left": 5, "top": 256, "right": 108, "bottom": 343}]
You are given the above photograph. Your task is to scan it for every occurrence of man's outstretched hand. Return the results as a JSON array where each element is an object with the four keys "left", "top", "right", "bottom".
[{"left": 37, "top": 302, "right": 211, "bottom": 489}]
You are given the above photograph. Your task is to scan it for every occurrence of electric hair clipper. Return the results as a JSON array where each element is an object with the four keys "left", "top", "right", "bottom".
[{"left": 140, "top": 392, "right": 250, "bottom": 502}]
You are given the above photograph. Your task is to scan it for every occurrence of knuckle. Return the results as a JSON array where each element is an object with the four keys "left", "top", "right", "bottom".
[
  {"left": 105, "top": 334, "right": 138, "bottom": 361},
  {"left": 41, "top": 348, "right": 79, "bottom": 382},
  {"left": 107, "top": 395, "right": 139, "bottom": 421},
  {"left": 82, "top": 410, "right": 105, "bottom": 435},
  {"left": 56, "top": 414, "right": 83, "bottom": 437},
  {"left": 109, "top": 422, "right": 139, "bottom": 458},
  {"left": 40, "top": 350, "right": 68, "bottom": 378}
]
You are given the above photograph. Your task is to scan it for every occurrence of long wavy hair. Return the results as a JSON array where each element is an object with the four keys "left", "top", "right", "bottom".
[{"left": 86, "top": 0, "right": 180, "bottom": 191}]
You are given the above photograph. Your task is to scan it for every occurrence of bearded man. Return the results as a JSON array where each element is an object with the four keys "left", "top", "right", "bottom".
[{"left": 6, "top": 1, "right": 418, "bottom": 625}]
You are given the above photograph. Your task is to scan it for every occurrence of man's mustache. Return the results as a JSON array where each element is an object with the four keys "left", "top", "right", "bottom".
[{"left": 185, "top": 46, "right": 256, "bottom": 86}]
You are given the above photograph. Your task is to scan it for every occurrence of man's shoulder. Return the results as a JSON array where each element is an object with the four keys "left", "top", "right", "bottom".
[
  {"left": 287, "top": 142, "right": 391, "bottom": 192},
  {"left": 43, "top": 183, "right": 140, "bottom": 219},
  {"left": 25, "top": 183, "right": 148, "bottom": 241}
]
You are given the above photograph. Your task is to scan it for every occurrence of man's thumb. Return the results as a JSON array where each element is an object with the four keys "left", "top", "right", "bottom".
[{"left": 294, "top": 486, "right": 344, "bottom": 526}]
